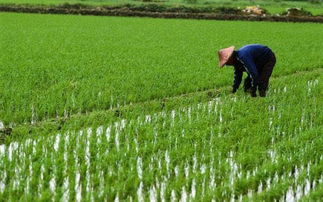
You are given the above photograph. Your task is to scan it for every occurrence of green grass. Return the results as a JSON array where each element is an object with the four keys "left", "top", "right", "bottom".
[
  {"left": 0, "top": 12, "right": 322, "bottom": 200},
  {"left": 1, "top": 12, "right": 323, "bottom": 125}
]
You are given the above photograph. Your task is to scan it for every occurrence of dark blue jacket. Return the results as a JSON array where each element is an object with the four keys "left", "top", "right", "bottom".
[{"left": 233, "top": 44, "right": 273, "bottom": 90}]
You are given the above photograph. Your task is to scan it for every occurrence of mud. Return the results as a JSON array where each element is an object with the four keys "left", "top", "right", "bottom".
[{"left": 1, "top": 4, "right": 323, "bottom": 23}]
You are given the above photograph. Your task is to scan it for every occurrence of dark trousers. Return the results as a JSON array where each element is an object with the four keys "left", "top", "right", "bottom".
[
  {"left": 244, "top": 53, "right": 276, "bottom": 96},
  {"left": 258, "top": 53, "right": 276, "bottom": 92}
]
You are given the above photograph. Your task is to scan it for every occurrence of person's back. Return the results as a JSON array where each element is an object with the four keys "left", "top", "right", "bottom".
[{"left": 237, "top": 44, "right": 273, "bottom": 71}]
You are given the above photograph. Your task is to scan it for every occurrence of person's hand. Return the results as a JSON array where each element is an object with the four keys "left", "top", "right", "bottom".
[
  {"left": 259, "top": 90, "right": 266, "bottom": 97},
  {"left": 250, "top": 91, "right": 257, "bottom": 97},
  {"left": 244, "top": 87, "right": 252, "bottom": 93},
  {"left": 250, "top": 86, "right": 257, "bottom": 97}
]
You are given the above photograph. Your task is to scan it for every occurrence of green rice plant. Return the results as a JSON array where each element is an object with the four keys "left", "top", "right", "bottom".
[
  {"left": 1, "top": 12, "right": 323, "bottom": 126},
  {"left": 0, "top": 69, "right": 321, "bottom": 200}
]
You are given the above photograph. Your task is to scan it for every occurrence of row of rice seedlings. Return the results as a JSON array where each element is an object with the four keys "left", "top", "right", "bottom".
[{"left": 0, "top": 77, "right": 321, "bottom": 200}]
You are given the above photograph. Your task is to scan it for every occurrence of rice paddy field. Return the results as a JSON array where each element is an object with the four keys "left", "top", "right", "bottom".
[{"left": 0, "top": 12, "right": 323, "bottom": 201}]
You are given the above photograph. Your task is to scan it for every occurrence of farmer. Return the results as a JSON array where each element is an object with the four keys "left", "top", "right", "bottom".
[{"left": 218, "top": 44, "right": 276, "bottom": 97}]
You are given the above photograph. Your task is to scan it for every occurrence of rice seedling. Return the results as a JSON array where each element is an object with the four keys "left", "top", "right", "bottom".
[{"left": 0, "top": 68, "right": 321, "bottom": 200}]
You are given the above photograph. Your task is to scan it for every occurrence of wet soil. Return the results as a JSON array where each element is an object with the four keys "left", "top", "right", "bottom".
[{"left": 1, "top": 4, "right": 323, "bottom": 23}]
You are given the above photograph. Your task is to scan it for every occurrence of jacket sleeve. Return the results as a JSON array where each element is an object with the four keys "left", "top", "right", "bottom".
[
  {"left": 232, "top": 66, "right": 243, "bottom": 92},
  {"left": 238, "top": 55, "right": 259, "bottom": 87}
]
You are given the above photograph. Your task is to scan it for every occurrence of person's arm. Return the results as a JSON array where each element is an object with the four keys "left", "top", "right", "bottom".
[
  {"left": 232, "top": 66, "right": 243, "bottom": 93},
  {"left": 238, "top": 55, "right": 259, "bottom": 88}
]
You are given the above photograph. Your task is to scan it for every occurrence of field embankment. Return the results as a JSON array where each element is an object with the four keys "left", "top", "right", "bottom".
[
  {"left": 1, "top": 3, "right": 323, "bottom": 22},
  {"left": 1, "top": 0, "right": 323, "bottom": 15}
]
